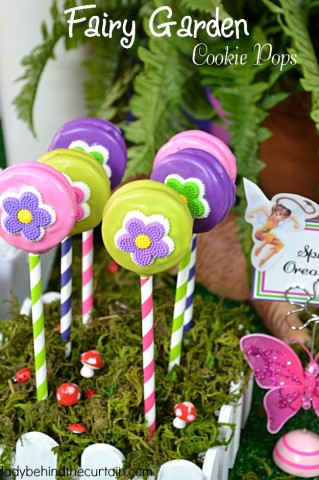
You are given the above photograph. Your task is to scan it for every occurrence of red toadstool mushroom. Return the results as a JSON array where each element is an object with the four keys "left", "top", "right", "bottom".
[
  {"left": 108, "top": 260, "right": 119, "bottom": 274},
  {"left": 80, "top": 350, "right": 103, "bottom": 378},
  {"left": 56, "top": 383, "right": 81, "bottom": 406},
  {"left": 67, "top": 423, "right": 87, "bottom": 434},
  {"left": 173, "top": 401, "right": 197, "bottom": 429}
]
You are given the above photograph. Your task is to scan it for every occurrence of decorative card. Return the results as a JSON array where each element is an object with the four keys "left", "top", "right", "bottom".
[{"left": 244, "top": 178, "right": 319, "bottom": 305}]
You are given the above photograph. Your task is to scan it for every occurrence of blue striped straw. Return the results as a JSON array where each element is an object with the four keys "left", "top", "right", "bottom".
[
  {"left": 60, "top": 236, "right": 72, "bottom": 357},
  {"left": 183, "top": 234, "right": 197, "bottom": 333}
]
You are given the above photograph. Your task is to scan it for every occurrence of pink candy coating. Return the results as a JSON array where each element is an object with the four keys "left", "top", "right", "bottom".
[
  {"left": 0, "top": 162, "right": 77, "bottom": 254},
  {"left": 273, "top": 429, "right": 319, "bottom": 477},
  {"left": 153, "top": 130, "right": 237, "bottom": 181}
]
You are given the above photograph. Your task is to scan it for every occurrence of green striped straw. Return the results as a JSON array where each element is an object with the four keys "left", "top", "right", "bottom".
[
  {"left": 28, "top": 254, "right": 48, "bottom": 401},
  {"left": 168, "top": 249, "right": 191, "bottom": 371}
]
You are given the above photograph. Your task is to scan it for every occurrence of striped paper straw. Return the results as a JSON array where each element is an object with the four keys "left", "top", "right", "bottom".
[
  {"left": 61, "top": 236, "right": 72, "bottom": 357},
  {"left": 183, "top": 234, "right": 197, "bottom": 333},
  {"left": 140, "top": 276, "right": 156, "bottom": 438},
  {"left": 82, "top": 229, "right": 94, "bottom": 325},
  {"left": 28, "top": 254, "right": 48, "bottom": 401},
  {"left": 168, "top": 249, "right": 191, "bottom": 371}
]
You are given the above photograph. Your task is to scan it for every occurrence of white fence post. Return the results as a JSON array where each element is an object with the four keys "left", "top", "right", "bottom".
[
  {"left": 217, "top": 405, "right": 234, "bottom": 480},
  {"left": 158, "top": 459, "right": 204, "bottom": 480},
  {"left": 14, "top": 432, "right": 58, "bottom": 480},
  {"left": 80, "top": 443, "right": 124, "bottom": 480},
  {"left": 241, "top": 374, "right": 254, "bottom": 428},
  {"left": 202, "top": 447, "right": 221, "bottom": 480},
  {"left": 228, "top": 379, "right": 244, "bottom": 468}
]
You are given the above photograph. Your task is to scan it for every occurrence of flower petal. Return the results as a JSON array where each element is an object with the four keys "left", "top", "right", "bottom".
[
  {"left": 148, "top": 240, "right": 170, "bottom": 259},
  {"left": 116, "top": 234, "right": 137, "bottom": 253},
  {"left": 21, "top": 223, "right": 42, "bottom": 242},
  {"left": 1, "top": 197, "right": 20, "bottom": 215},
  {"left": 20, "top": 192, "right": 39, "bottom": 213},
  {"left": 132, "top": 249, "right": 154, "bottom": 267},
  {"left": 145, "top": 222, "right": 165, "bottom": 242},
  {"left": 188, "top": 199, "right": 205, "bottom": 218},
  {"left": 3, "top": 216, "right": 22, "bottom": 234},
  {"left": 166, "top": 178, "right": 183, "bottom": 194},
  {"left": 74, "top": 186, "right": 85, "bottom": 204},
  {"left": 182, "top": 181, "right": 201, "bottom": 200},
  {"left": 33, "top": 208, "right": 53, "bottom": 227},
  {"left": 125, "top": 218, "right": 146, "bottom": 237}
]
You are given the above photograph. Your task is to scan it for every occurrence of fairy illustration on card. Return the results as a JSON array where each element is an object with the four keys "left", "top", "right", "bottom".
[{"left": 244, "top": 179, "right": 319, "bottom": 271}]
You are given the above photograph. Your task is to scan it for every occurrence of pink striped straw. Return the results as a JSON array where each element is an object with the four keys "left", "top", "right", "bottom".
[
  {"left": 82, "top": 229, "right": 94, "bottom": 325},
  {"left": 140, "top": 276, "right": 156, "bottom": 438}
]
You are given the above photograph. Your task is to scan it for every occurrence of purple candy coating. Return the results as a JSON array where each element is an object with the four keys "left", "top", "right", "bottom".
[
  {"left": 151, "top": 149, "right": 235, "bottom": 233},
  {"left": 49, "top": 118, "right": 127, "bottom": 190},
  {"left": 181, "top": 148, "right": 236, "bottom": 221}
]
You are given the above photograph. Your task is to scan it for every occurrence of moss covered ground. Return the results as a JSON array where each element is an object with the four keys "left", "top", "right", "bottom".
[{"left": 0, "top": 234, "right": 253, "bottom": 479}]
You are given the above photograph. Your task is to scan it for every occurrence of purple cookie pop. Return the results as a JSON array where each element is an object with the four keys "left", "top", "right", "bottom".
[
  {"left": 49, "top": 118, "right": 127, "bottom": 190},
  {"left": 151, "top": 148, "right": 236, "bottom": 350},
  {"left": 48, "top": 118, "right": 127, "bottom": 329},
  {"left": 151, "top": 148, "right": 235, "bottom": 234}
]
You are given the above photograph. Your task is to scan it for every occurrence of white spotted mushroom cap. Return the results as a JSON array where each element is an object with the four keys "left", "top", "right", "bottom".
[
  {"left": 174, "top": 401, "right": 197, "bottom": 423},
  {"left": 81, "top": 350, "right": 103, "bottom": 369}
]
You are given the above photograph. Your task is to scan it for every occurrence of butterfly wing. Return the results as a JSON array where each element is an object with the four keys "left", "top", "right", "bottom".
[
  {"left": 310, "top": 378, "right": 319, "bottom": 417},
  {"left": 264, "top": 386, "right": 303, "bottom": 433},
  {"left": 240, "top": 333, "right": 304, "bottom": 389},
  {"left": 240, "top": 334, "right": 306, "bottom": 433}
]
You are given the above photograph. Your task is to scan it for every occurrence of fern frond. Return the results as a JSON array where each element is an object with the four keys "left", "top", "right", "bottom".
[
  {"left": 124, "top": 6, "right": 209, "bottom": 178},
  {"left": 95, "top": 65, "right": 140, "bottom": 121},
  {"left": 12, "top": 1, "right": 69, "bottom": 134},
  {"left": 12, "top": 0, "right": 86, "bottom": 135},
  {"left": 180, "top": 0, "right": 231, "bottom": 19},
  {"left": 202, "top": 29, "right": 290, "bottom": 223},
  {"left": 263, "top": 0, "right": 319, "bottom": 132}
]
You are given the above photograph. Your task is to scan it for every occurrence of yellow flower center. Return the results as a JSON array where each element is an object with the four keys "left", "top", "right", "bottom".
[
  {"left": 17, "top": 209, "right": 33, "bottom": 224},
  {"left": 135, "top": 234, "right": 152, "bottom": 250},
  {"left": 179, "top": 194, "right": 188, "bottom": 204}
]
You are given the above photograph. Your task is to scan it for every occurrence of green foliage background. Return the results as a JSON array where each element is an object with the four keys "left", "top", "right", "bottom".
[{"left": 13, "top": 0, "right": 319, "bottom": 191}]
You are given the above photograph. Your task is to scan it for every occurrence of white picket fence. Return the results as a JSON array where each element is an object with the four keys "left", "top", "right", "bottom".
[{"left": 0, "top": 375, "right": 254, "bottom": 480}]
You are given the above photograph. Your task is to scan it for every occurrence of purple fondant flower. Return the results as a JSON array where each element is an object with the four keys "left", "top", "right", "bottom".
[
  {"left": 114, "top": 210, "right": 175, "bottom": 267},
  {"left": 0, "top": 187, "right": 56, "bottom": 242}
]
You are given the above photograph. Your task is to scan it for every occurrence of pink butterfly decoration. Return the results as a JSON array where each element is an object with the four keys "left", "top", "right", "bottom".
[{"left": 240, "top": 333, "right": 319, "bottom": 433}]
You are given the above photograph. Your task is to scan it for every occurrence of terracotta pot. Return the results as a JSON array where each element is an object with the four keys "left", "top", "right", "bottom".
[{"left": 259, "top": 92, "right": 319, "bottom": 204}]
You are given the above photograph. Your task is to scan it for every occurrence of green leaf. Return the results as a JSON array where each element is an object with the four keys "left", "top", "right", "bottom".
[{"left": 180, "top": 0, "right": 232, "bottom": 19}]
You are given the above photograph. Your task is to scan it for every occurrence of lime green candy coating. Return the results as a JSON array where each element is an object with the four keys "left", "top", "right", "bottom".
[
  {"left": 102, "top": 180, "right": 193, "bottom": 276},
  {"left": 38, "top": 149, "right": 111, "bottom": 235}
]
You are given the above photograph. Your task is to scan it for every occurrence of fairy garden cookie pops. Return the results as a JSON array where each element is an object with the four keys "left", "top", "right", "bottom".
[
  {"left": 38, "top": 149, "right": 111, "bottom": 353},
  {"left": 151, "top": 147, "right": 236, "bottom": 369},
  {"left": 49, "top": 118, "right": 128, "bottom": 325},
  {"left": 102, "top": 179, "right": 193, "bottom": 437},
  {"left": 0, "top": 162, "right": 77, "bottom": 400}
]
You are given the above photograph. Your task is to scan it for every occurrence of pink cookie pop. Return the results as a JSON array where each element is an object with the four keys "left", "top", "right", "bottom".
[
  {"left": 0, "top": 162, "right": 77, "bottom": 401},
  {"left": 153, "top": 130, "right": 237, "bottom": 182},
  {"left": 0, "top": 162, "right": 76, "bottom": 254},
  {"left": 49, "top": 119, "right": 127, "bottom": 326}
]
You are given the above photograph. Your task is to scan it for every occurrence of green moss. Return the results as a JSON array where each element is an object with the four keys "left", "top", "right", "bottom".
[{"left": 0, "top": 238, "right": 252, "bottom": 478}]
